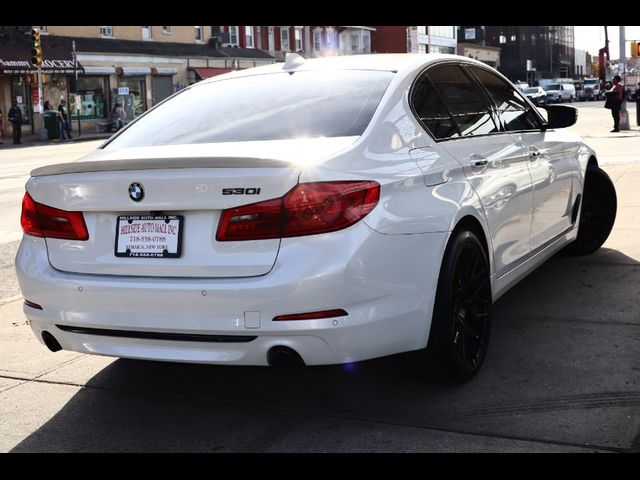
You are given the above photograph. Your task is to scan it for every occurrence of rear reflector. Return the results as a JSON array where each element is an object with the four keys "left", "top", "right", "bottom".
[
  {"left": 24, "top": 299, "right": 43, "bottom": 310},
  {"left": 273, "top": 309, "right": 348, "bottom": 321},
  {"left": 21, "top": 192, "right": 89, "bottom": 241},
  {"left": 217, "top": 181, "right": 380, "bottom": 241}
]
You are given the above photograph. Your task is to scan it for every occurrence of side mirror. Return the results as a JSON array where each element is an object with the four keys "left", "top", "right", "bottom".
[{"left": 542, "top": 104, "right": 578, "bottom": 129}]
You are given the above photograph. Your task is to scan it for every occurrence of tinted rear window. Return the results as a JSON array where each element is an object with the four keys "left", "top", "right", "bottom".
[{"left": 106, "top": 70, "right": 394, "bottom": 147}]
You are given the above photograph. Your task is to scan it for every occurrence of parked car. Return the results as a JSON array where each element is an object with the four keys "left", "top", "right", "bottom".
[
  {"left": 16, "top": 54, "right": 617, "bottom": 382},
  {"left": 523, "top": 86, "right": 547, "bottom": 105},
  {"left": 544, "top": 83, "right": 576, "bottom": 103}
]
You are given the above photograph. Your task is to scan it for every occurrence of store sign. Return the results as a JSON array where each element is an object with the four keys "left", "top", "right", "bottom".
[
  {"left": 0, "top": 58, "right": 81, "bottom": 73},
  {"left": 118, "top": 87, "right": 130, "bottom": 95},
  {"left": 31, "top": 87, "right": 41, "bottom": 113}
]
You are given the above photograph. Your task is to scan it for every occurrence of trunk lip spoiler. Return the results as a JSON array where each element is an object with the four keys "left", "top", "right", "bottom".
[{"left": 30, "top": 157, "right": 294, "bottom": 177}]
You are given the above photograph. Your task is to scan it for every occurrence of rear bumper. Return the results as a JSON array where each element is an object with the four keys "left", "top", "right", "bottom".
[{"left": 16, "top": 227, "right": 449, "bottom": 366}]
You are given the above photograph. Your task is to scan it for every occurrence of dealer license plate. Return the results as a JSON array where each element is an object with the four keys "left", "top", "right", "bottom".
[{"left": 115, "top": 215, "right": 183, "bottom": 258}]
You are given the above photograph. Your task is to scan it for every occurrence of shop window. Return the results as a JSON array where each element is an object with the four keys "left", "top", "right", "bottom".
[
  {"left": 68, "top": 76, "right": 109, "bottom": 119},
  {"left": 115, "top": 76, "right": 147, "bottom": 119}
]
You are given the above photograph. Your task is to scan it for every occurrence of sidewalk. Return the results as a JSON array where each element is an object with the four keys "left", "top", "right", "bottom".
[{"left": 0, "top": 130, "right": 112, "bottom": 149}]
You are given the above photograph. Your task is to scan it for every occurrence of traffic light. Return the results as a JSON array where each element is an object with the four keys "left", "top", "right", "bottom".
[
  {"left": 31, "top": 27, "right": 42, "bottom": 66},
  {"left": 632, "top": 41, "right": 640, "bottom": 58}
]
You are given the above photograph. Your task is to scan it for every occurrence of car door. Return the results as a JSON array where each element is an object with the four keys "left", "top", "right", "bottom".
[
  {"left": 468, "top": 66, "right": 579, "bottom": 251},
  {"left": 411, "top": 63, "right": 534, "bottom": 276}
]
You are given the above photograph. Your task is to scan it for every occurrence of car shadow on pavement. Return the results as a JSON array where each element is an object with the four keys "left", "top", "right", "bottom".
[{"left": 9, "top": 248, "right": 640, "bottom": 452}]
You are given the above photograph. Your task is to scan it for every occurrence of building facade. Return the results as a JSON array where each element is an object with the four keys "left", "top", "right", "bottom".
[
  {"left": 0, "top": 26, "right": 273, "bottom": 134},
  {"left": 371, "top": 26, "right": 457, "bottom": 54},
  {"left": 479, "top": 26, "right": 575, "bottom": 84}
]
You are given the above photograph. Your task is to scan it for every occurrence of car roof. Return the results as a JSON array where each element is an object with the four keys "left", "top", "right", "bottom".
[{"left": 198, "top": 53, "right": 492, "bottom": 84}]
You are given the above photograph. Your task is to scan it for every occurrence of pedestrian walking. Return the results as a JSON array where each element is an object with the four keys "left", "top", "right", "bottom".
[
  {"left": 8, "top": 99, "right": 22, "bottom": 144},
  {"left": 58, "top": 98, "right": 73, "bottom": 141}
]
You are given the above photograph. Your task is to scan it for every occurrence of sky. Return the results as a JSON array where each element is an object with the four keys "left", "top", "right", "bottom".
[{"left": 574, "top": 26, "right": 640, "bottom": 59}]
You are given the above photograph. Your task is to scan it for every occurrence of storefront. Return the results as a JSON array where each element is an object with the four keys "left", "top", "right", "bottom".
[{"left": 1, "top": 49, "right": 83, "bottom": 133}]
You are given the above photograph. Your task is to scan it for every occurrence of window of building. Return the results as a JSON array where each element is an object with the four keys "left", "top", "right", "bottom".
[
  {"left": 362, "top": 32, "right": 370, "bottom": 53},
  {"left": 115, "top": 76, "right": 147, "bottom": 118},
  {"left": 162, "top": 26, "right": 171, "bottom": 35},
  {"left": 429, "top": 26, "right": 454, "bottom": 38},
  {"left": 499, "top": 35, "right": 507, "bottom": 44},
  {"left": 430, "top": 45, "right": 455, "bottom": 54},
  {"left": 417, "top": 26, "right": 427, "bottom": 35},
  {"left": 295, "top": 27, "right": 303, "bottom": 51},
  {"left": 142, "top": 26, "right": 152, "bottom": 40},
  {"left": 229, "top": 26, "right": 239, "bottom": 46},
  {"left": 100, "top": 26, "right": 113, "bottom": 37},
  {"left": 39, "top": 26, "right": 48, "bottom": 33},
  {"left": 281, "top": 28, "right": 290, "bottom": 51},
  {"left": 326, "top": 27, "right": 334, "bottom": 49},
  {"left": 510, "top": 34, "right": 516, "bottom": 42},
  {"left": 351, "top": 34, "right": 359, "bottom": 52},
  {"left": 69, "top": 76, "right": 109, "bottom": 119},
  {"left": 195, "top": 26, "right": 203, "bottom": 41},
  {"left": 245, "top": 26, "right": 254, "bottom": 48},
  {"left": 418, "top": 44, "right": 427, "bottom": 54},
  {"left": 313, "top": 30, "right": 322, "bottom": 52}
]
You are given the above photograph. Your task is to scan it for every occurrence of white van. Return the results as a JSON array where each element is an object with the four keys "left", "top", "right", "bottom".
[{"left": 543, "top": 83, "right": 576, "bottom": 103}]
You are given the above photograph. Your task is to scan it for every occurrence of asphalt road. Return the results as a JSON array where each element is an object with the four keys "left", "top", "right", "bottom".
[{"left": 0, "top": 104, "right": 639, "bottom": 453}]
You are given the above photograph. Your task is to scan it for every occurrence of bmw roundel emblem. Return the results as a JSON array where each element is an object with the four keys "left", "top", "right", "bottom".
[{"left": 128, "top": 182, "right": 144, "bottom": 202}]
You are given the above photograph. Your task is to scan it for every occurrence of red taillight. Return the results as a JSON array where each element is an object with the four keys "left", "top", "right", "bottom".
[
  {"left": 216, "top": 181, "right": 380, "bottom": 241},
  {"left": 21, "top": 192, "right": 89, "bottom": 241}
]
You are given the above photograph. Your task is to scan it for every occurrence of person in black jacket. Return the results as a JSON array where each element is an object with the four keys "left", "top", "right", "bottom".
[
  {"left": 606, "top": 75, "right": 624, "bottom": 132},
  {"left": 8, "top": 99, "right": 22, "bottom": 144}
]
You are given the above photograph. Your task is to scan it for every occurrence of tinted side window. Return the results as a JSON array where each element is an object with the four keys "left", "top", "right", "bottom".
[
  {"left": 426, "top": 65, "right": 499, "bottom": 137},
  {"left": 411, "top": 76, "right": 459, "bottom": 139},
  {"left": 470, "top": 67, "right": 543, "bottom": 132}
]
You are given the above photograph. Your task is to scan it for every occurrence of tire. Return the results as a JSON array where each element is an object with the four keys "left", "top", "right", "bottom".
[
  {"left": 426, "top": 229, "right": 492, "bottom": 382},
  {"left": 563, "top": 167, "right": 617, "bottom": 256}
]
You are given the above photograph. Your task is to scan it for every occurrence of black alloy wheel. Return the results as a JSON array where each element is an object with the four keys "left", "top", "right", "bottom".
[
  {"left": 427, "top": 230, "right": 492, "bottom": 382},
  {"left": 563, "top": 166, "right": 617, "bottom": 256}
]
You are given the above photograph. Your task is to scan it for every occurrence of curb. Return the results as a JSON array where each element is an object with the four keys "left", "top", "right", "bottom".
[{"left": 0, "top": 295, "right": 23, "bottom": 307}]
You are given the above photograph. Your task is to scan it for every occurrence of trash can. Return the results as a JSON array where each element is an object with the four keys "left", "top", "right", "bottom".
[{"left": 43, "top": 111, "right": 60, "bottom": 140}]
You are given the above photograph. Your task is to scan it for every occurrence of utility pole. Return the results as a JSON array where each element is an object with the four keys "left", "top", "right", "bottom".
[
  {"left": 619, "top": 26, "right": 630, "bottom": 130},
  {"left": 30, "top": 27, "right": 47, "bottom": 140},
  {"left": 619, "top": 26, "right": 626, "bottom": 78}
]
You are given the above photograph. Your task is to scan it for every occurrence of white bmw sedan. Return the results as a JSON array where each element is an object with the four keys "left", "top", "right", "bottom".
[{"left": 16, "top": 54, "right": 616, "bottom": 381}]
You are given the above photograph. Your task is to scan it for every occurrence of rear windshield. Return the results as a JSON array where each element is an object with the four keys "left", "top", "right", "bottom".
[{"left": 106, "top": 70, "right": 394, "bottom": 147}]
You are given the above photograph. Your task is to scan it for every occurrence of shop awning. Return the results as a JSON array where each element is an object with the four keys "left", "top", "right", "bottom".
[
  {"left": 152, "top": 67, "right": 178, "bottom": 76},
  {"left": 117, "top": 67, "right": 152, "bottom": 76},
  {"left": 0, "top": 40, "right": 84, "bottom": 75},
  {"left": 191, "top": 67, "right": 234, "bottom": 80},
  {"left": 83, "top": 66, "right": 117, "bottom": 75}
]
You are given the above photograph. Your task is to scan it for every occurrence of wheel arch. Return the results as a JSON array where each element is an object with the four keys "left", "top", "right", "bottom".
[{"left": 451, "top": 214, "right": 492, "bottom": 275}]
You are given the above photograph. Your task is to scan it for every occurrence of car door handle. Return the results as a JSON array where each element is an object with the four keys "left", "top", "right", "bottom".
[{"left": 469, "top": 154, "right": 488, "bottom": 167}]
